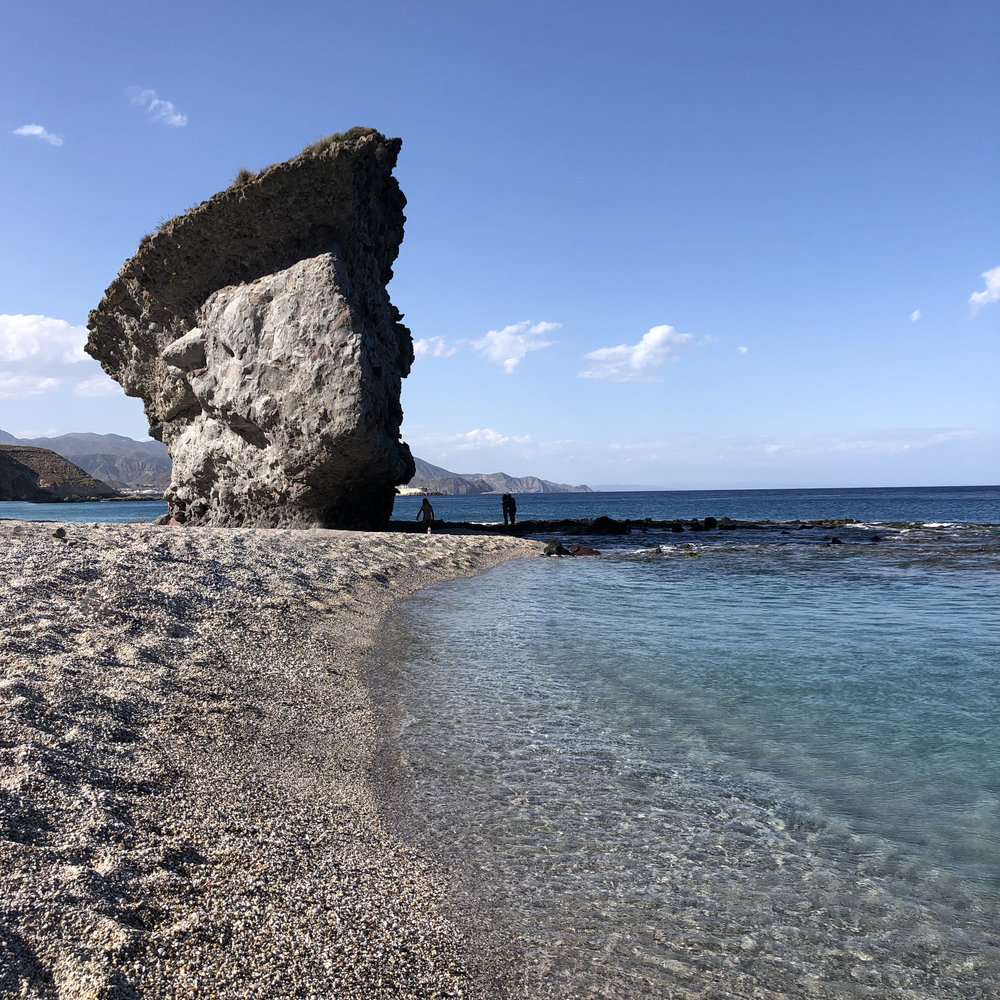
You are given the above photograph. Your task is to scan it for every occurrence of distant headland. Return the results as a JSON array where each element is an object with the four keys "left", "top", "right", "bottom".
[{"left": 0, "top": 430, "right": 593, "bottom": 500}]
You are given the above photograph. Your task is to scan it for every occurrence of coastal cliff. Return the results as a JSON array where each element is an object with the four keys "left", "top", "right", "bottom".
[
  {"left": 0, "top": 445, "right": 120, "bottom": 501},
  {"left": 0, "top": 432, "right": 173, "bottom": 490},
  {"left": 86, "top": 128, "right": 414, "bottom": 529}
]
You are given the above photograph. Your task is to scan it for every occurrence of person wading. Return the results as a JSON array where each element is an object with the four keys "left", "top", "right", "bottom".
[
  {"left": 502, "top": 493, "right": 517, "bottom": 526},
  {"left": 417, "top": 497, "right": 435, "bottom": 534}
]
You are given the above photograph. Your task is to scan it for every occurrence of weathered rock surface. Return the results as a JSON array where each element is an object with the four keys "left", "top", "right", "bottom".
[
  {"left": 86, "top": 128, "right": 415, "bottom": 528},
  {"left": 0, "top": 449, "right": 46, "bottom": 501},
  {"left": 0, "top": 446, "right": 121, "bottom": 501}
]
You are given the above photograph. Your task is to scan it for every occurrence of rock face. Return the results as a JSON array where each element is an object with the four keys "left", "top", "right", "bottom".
[
  {"left": 0, "top": 446, "right": 121, "bottom": 501},
  {"left": 86, "top": 128, "right": 415, "bottom": 528}
]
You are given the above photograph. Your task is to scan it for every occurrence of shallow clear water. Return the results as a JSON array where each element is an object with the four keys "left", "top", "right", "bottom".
[
  {"left": 376, "top": 522, "right": 1000, "bottom": 998},
  {"left": 0, "top": 499, "right": 167, "bottom": 523}
]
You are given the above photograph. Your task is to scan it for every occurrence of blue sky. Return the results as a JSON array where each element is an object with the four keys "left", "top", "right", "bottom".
[{"left": 1, "top": 0, "right": 997, "bottom": 488}]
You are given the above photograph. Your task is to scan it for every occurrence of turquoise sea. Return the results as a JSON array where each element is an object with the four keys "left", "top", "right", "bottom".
[
  {"left": 4, "top": 486, "right": 998, "bottom": 997},
  {"left": 377, "top": 486, "right": 1000, "bottom": 998},
  {"left": 0, "top": 499, "right": 168, "bottom": 522}
]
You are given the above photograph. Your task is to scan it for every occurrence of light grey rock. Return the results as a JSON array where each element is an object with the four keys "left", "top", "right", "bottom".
[
  {"left": 86, "top": 128, "right": 414, "bottom": 528},
  {"left": 161, "top": 328, "right": 207, "bottom": 372}
]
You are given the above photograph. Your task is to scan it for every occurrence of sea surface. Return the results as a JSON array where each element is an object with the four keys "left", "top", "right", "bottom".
[
  {"left": 376, "top": 486, "right": 1000, "bottom": 998},
  {"left": 3, "top": 483, "right": 995, "bottom": 528},
  {"left": 0, "top": 499, "right": 168, "bottom": 522},
  {"left": 390, "top": 484, "right": 999, "bottom": 527}
]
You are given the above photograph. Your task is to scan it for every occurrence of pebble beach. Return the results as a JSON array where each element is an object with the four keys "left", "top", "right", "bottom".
[{"left": 0, "top": 520, "right": 543, "bottom": 999}]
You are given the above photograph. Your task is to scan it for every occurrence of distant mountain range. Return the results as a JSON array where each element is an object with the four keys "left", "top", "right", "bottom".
[
  {"left": 408, "top": 457, "right": 592, "bottom": 494},
  {"left": 0, "top": 431, "right": 592, "bottom": 495}
]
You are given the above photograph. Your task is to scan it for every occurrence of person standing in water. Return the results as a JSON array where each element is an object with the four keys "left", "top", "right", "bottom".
[
  {"left": 502, "top": 493, "right": 517, "bottom": 526},
  {"left": 417, "top": 497, "right": 435, "bottom": 534}
]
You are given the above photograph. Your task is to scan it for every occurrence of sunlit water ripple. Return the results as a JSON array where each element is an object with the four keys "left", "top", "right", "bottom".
[{"left": 374, "top": 518, "right": 999, "bottom": 999}]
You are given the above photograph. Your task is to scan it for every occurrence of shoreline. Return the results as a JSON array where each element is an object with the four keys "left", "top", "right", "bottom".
[{"left": 0, "top": 520, "right": 543, "bottom": 998}]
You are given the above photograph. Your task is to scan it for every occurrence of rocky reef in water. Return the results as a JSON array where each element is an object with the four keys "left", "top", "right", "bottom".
[{"left": 86, "top": 128, "right": 414, "bottom": 529}]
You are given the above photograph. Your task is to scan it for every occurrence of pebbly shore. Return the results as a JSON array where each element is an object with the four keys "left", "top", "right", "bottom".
[{"left": 0, "top": 521, "right": 543, "bottom": 999}]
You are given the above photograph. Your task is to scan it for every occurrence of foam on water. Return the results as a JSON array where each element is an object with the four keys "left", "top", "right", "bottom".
[{"left": 374, "top": 527, "right": 1000, "bottom": 998}]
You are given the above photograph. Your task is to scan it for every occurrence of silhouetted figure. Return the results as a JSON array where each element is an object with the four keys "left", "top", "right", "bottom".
[
  {"left": 417, "top": 498, "right": 435, "bottom": 534},
  {"left": 502, "top": 493, "right": 517, "bottom": 526}
]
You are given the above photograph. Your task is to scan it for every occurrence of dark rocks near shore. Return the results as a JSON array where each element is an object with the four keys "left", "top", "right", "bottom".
[
  {"left": 542, "top": 539, "right": 600, "bottom": 557},
  {"left": 393, "top": 514, "right": 870, "bottom": 550},
  {"left": 87, "top": 128, "right": 414, "bottom": 529}
]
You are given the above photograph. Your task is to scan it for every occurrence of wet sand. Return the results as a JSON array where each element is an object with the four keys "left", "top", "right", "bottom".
[{"left": 0, "top": 521, "right": 543, "bottom": 999}]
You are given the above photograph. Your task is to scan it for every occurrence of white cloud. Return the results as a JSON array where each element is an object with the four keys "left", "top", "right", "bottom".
[
  {"left": 413, "top": 336, "right": 458, "bottom": 359},
  {"left": 75, "top": 375, "right": 124, "bottom": 397},
  {"left": 11, "top": 427, "right": 60, "bottom": 438},
  {"left": 446, "top": 428, "right": 532, "bottom": 449},
  {"left": 0, "top": 374, "right": 61, "bottom": 399},
  {"left": 129, "top": 87, "right": 188, "bottom": 127},
  {"left": 0, "top": 314, "right": 89, "bottom": 364},
  {"left": 969, "top": 266, "right": 1000, "bottom": 314},
  {"left": 527, "top": 321, "right": 561, "bottom": 335},
  {"left": 579, "top": 324, "right": 694, "bottom": 381},
  {"left": 12, "top": 123, "right": 63, "bottom": 146},
  {"left": 737, "top": 345, "right": 750, "bottom": 354},
  {"left": 910, "top": 309, "right": 921, "bottom": 322},
  {"left": 471, "top": 320, "right": 558, "bottom": 373},
  {"left": 0, "top": 313, "right": 118, "bottom": 398}
]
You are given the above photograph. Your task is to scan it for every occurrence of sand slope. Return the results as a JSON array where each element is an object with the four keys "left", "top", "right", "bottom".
[{"left": 0, "top": 521, "right": 542, "bottom": 999}]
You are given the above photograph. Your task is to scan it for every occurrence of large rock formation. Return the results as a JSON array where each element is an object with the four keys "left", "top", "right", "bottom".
[{"left": 86, "top": 128, "right": 415, "bottom": 528}]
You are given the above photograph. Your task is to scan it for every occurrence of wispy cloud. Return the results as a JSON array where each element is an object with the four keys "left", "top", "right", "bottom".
[
  {"left": 969, "top": 266, "right": 1000, "bottom": 314},
  {"left": 580, "top": 324, "right": 694, "bottom": 381},
  {"left": 446, "top": 427, "right": 532, "bottom": 449},
  {"left": 0, "top": 374, "right": 62, "bottom": 399},
  {"left": 413, "top": 336, "right": 459, "bottom": 359},
  {"left": 129, "top": 87, "right": 188, "bottom": 127},
  {"left": 74, "top": 375, "right": 124, "bottom": 397},
  {"left": 910, "top": 309, "right": 921, "bottom": 322},
  {"left": 737, "top": 345, "right": 750, "bottom": 354},
  {"left": 402, "top": 424, "right": 995, "bottom": 489},
  {"left": 471, "top": 321, "right": 558, "bottom": 373},
  {"left": 12, "top": 123, "right": 63, "bottom": 146},
  {"left": 0, "top": 314, "right": 118, "bottom": 398},
  {"left": 10, "top": 427, "right": 61, "bottom": 439},
  {"left": 404, "top": 426, "right": 537, "bottom": 464},
  {"left": 412, "top": 321, "right": 559, "bottom": 372}
]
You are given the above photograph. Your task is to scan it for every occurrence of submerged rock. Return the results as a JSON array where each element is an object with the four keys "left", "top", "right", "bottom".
[
  {"left": 543, "top": 539, "right": 572, "bottom": 557},
  {"left": 87, "top": 128, "right": 415, "bottom": 528}
]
